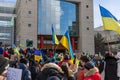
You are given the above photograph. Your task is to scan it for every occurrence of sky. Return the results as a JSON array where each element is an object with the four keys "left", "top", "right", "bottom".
[{"left": 94, "top": 0, "right": 120, "bottom": 28}]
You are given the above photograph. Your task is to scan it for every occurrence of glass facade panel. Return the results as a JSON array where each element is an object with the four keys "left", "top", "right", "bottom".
[
  {"left": 0, "top": 0, "right": 16, "bottom": 45},
  {"left": 0, "top": 21, "right": 11, "bottom": 27},
  {"left": 0, "top": 0, "right": 16, "bottom": 3},
  {"left": 38, "top": 0, "right": 76, "bottom": 35}
]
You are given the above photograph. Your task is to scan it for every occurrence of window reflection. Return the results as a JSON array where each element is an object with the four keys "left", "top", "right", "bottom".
[
  {"left": 38, "top": 0, "right": 76, "bottom": 35},
  {"left": 0, "top": 0, "right": 16, "bottom": 3}
]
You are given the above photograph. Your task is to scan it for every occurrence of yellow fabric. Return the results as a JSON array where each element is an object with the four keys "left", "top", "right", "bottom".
[
  {"left": 60, "top": 36, "right": 69, "bottom": 50},
  {"left": 34, "top": 55, "right": 42, "bottom": 62},
  {"left": 54, "top": 35, "right": 59, "bottom": 44},
  {"left": 14, "top": 48, "right": 20, "bottom": 55},
  {"left": 69, "top": 58, "right": 74, "bottom": 64},
  {"left": 102, "top": 17, "right": 120, "bottom": 34}
]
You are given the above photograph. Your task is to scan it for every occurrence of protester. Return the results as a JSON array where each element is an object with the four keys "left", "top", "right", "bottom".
[
  {"left": 29, "top": 60, "right": 39, "bottom": 80},
  {"left": 0, "top": 46, "right": 3, "bottom": 55},
  {"left": 104, "top": 51, "right": 119, "bottom": 80},
  {"left": 58, "top": 54, "right": 71, "bottom": 66},
  {"left": 84, "top": 61, "right": 101, "bottom": 80},
  {"left": 77, "top": 56, "right": 90, "bottom": 80},
  {"left": 18, "top": 58, "right": 31, "bottom": 80},
  {"left": 0, "top": 55, "right": 9, "bottom": 80},
  {"left": 91, "top": 54, "right": 104, "bottom": 74},
  {"left": 36, "top": 63, "right": 75, "bottom": 80},
  {"left": 3, "top": 48, "right": 9, "bottom": 58}
]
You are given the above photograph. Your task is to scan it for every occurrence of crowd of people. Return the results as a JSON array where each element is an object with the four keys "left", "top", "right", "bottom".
[{"left": 0, "top": 45, "right": 120, "bottom": 80}]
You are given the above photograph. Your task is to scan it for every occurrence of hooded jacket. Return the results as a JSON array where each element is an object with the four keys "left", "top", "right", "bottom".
[
  {"left": 36, "top": 63, "right": 75, "bottom": 80},
  {"left": 36, "top": 63, "right": 64, "bottom": 80},
  {"left": 84, "top": 67, "right": 101, "bottom": 80}
]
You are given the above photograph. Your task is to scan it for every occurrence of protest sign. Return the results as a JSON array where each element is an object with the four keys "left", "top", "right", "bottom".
[{"left": 7, "top": 67, "right": 22, "bottom": 80}]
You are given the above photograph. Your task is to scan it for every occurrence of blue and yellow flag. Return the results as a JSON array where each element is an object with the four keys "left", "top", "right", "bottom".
[
  {"left": 13, "top": 45, "right": 20, "bottom": 55},
  {"left": 34, "top": 50, "right": 43, "bottom": 62},
  {"left": 100, "top": 6, "right": 120, "bottom": 34},
  {"left": 60, "top": 30, "right": 74, "bottom": 58},
  {"left": 52, "top": 25, "right": 59, "bottom": 44}
]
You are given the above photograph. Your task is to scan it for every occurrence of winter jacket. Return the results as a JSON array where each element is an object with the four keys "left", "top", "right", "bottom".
[
  {"left": 104, "top": 54, "right": 119, "bottom": 80},
  {"left": 77, "top": 68, "right": 85, "bottom": 80},
  {"left": 29, "top": 66, "right": 39, "bottom": 80},
  {"left": 18, "top": 63, "right": 31, "bottom": 80},
  {"left": 3, "top": 51, "right": 9, "bottom": 58},
  {"left": 36, "top": 63, "right": 75, "bottom": 80},
  {"left": 0, "top": 47, "right": 3, "bottom": 54},
  {"left": 84, "top": 67, "right": 101, "bottom": 80}
]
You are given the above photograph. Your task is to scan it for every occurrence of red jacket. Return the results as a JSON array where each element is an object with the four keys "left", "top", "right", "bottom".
[
  {"left": 58, "top": 60, "right": 71, "bottom": 66},
  {"left": 84, "top": 67, "right": 101, "bottom": 80},
  {"left": 3, "top": 51, "right": 9, "bottom": 58},
  {"left": 77, "top": 69, "right": 85, "bottom": 80}
]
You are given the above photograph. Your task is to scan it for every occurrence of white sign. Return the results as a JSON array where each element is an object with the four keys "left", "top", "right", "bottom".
[{"left": 7, "top": 67, "right": 22, "bottom": 80}]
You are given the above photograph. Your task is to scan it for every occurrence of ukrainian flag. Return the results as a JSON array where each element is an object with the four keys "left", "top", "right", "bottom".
[
  {"left": 60, "top": 30, "right": 74, "bottom": 58},
  {"left": 34, "top": 50, "right": 42, "bottom": 62},
  {"left": 100, "top": 6, "right": 120, "bottom": 34},
  {"left": 13, "top": 45, "right": 20, "bottom": 55},
  {"left": 52, "top": 25, "right": 59, "bottom": 44}
]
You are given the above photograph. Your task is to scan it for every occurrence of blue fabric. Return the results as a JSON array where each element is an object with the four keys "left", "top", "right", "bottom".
[
  {"left": 18, "top": 63, "right": 31, "bottom": 80},
  {"left": 0, "top": 47, "right": 3, "bottom": 54},
  {"left": 99, "top": 5, "right": 118, "bottom": 21}
]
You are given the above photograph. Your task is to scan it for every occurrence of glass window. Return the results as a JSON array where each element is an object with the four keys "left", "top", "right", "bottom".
[
  {"left": 28, "top": 11, "right": 32, "bottom": 14},
  {"left": 38, "top": 0, "right": 76, "bottom": 35},
  {"left": 86, "top": 16, "right": 89, "bottom": 19},
  {"left": 86, "top": 5, "right": 89, "bottom": 8},
  {"left": 86, "top": 27, "right": 89, "bottom": 30},
  {"left": 0, "top": 0, "right": 16, "bottom": 4},
  {"left": 28, "top": 24, "right": 31, "bottom": 27}
]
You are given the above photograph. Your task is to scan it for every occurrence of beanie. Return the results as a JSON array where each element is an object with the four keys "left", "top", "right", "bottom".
[
  {"left": 20, "top": 58, "right": 28, "bottom": 65},
  {"left": 0, "top": 55, "right": 9, "bottom": 74},
  {"left": 47, "top": 76, "right": 60, "bottom": 80},
  {"left": 84, "top": 61, "right": 95, "bottom": 70}
]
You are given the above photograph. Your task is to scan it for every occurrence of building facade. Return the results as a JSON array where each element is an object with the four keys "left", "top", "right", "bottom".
[
  {"left": 95, "top": 26, "right": 120, "bottom": 51},
  {"left": 16, "top": 0, "right": 37, "bottom": 47},
  {"left": 16, "top": 0, "right": 94, "bottom": 54},
  {"left": 0, "top": 0, "right": 16, "bottom": 46}
]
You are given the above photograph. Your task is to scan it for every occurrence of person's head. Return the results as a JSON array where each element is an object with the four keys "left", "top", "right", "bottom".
[
  {"left": 80, "top": 56, "right": 90, "bottom": 67},
  {"left": 20, "top": 58, "right": 29, "bottom": 66},
  {"left": 64, "top": 54, "right": 69, "bottom": 60},
  {"left": 94, "top": 54, "right": 100, "bottom": 60},
  {"left": 84, "top": 61, "right": 95, "bottom": 71},
  {"left": 0, "top": 55, "right": 9, "bottom": 80}
]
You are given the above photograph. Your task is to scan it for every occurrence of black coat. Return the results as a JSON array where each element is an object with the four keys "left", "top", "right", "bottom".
[
  {"left": 36, "top": 67, "right": 74, "bottom": 80},
  {"left": 29, "top": 66, "right": 39, "bottom": 80},
  {"left": 104, "top": 54, "right": 119, "bottom": 80}
]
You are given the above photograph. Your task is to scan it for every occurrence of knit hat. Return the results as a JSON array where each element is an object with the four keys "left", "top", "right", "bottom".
[
  {"left": 47, "top": 76, "right": 60, "bottom": 80},
  {"left": 20, "top": 58, "right": 28, "bottom": 65},
  {"left": 84, "top": 61, "right": 95, "bottom": 70},
  {"left": 0, "top": 55, "right": 9, "bottom": 74}
]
